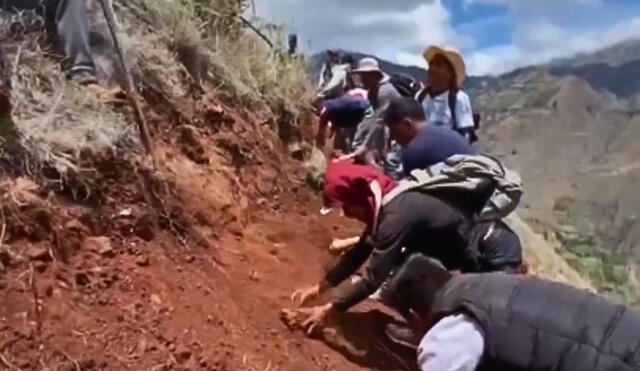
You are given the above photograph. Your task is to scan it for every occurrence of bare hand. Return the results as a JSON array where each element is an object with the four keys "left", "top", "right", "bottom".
[
  {"left": 302, "top": 303, "right": 333, "bottom": 335},
  {"left": 290, "top": 284, "right": 321, "bottom": 306}
]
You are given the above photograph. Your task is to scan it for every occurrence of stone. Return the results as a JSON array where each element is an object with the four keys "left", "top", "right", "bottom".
[
  {"left": 84, "top": 237, "right": 115, "bottom": 258},
  {"left": 135, "top": 255, "right": 150, "bottom": 267},
  {"left": 150, "top": 294, "right": 162, "bottom": 305},
  {"left": 174, "top": 346, "right": 192, "bottom": 363},
  {"left": 25, "top": 245, "right": 50, "bottom": 261},
  {"left": 33, "top": 261, "right": 48, "bottom": 273},
  {"left": 75, "top": 272, "right": 91, "bottom": 286}
]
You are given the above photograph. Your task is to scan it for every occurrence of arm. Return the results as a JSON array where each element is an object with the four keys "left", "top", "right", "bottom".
[
  {"left": 331, "top": 212, "right": 411, "bottom": 312},
  {"left": 324, "top": 235, "right": 374, "bottom": 287},
  {"left": 315, "top": 108, "right": 330, "bottom": 148},
  {"left": 453, "top": 92, "right": 476, "bottom": 141},
  {"left": 316, "top": 66, "right": 347, "bottom": 100},
  {"left": 417, "top": 314, "right": 485, "bottom": 371}
]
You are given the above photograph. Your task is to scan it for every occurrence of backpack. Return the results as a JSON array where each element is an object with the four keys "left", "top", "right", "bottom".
[
  {"left": 382, "top": 154, "right": 523, "bottom": 222},
  {"left": 417, "top": 88, "right": 480, "bottom": 143},
  {"left": 389, "top": 73, "right": 422, "bottom": 97}
]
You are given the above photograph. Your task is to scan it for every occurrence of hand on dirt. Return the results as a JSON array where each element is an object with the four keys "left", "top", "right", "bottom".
[
  {"left": 290, "top": 284, "right": 321, "bottom": 306},
  {"left": 302, "top": 304, "right": 333, "bottom": 335},
  {"left": 282, "top": 304, "right": 333, "bottom": 336}
]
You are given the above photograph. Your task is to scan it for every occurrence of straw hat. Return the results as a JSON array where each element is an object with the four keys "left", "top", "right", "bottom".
[{"left": 424, "top": 46, "right": 467, "bottom": 88}]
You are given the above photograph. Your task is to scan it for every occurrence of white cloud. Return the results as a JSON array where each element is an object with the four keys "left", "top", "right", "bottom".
[
  {"left": 467, "top": 17, "right": 640, "bottom": 75},
  {"left": 256, "top": 0, "right": 639, "bottom": 77},
  {"left": 253, "top": 0, "right": 466, "bottom": 63},
  {"left": 464, "top": 0, "right": 601, "bottom": 12}
]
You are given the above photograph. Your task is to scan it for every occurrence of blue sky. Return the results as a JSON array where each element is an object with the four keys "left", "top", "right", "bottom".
[{"left": 255, "top": 0, "right": 640, "bottom": 76}]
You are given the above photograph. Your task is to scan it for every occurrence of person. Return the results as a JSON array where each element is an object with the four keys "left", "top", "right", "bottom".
[
  {"left": 317, "top": 49, "right": 340, "bottom": 89},
  {"left": 315, "top": 51, "right": 351, "bottom": 103},
  {"left": 0, "top": 0, "right": 121, "bottom": 99},
  {"left": 342, "top": 57, "right": 402, "bottom": 176},
  {"left": 385, "top": 96, "right": 476, "bottom": 175},
  {"left": 287, "top": 33, "right": 298, "bottom": 55},
  {"left": 384, "top": 254, "right": 640, "bottom": 371},
  {"left": 385, "top": 96, "right": 522, "bottom": 279},
  {"left": 416, "top": 46, "right": 477, "bottom": 143},
  {"left": 315, "top": 88, "right": 371, "bottom": 152},
  {"left": 289, "top": 161, "right": 523, "bottom": 335}
]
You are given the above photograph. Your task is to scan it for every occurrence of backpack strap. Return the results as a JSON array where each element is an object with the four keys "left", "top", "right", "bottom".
[
  {"left": 416, "top": 87, "right": 430, "bottom": 103},
  {"left": 448, "top": 89, "right": 458, "bottom": 129}
]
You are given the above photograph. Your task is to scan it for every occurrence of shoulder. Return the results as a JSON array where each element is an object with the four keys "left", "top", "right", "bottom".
[
  {"left": 455, "top": 90, "right": 471, "bottom": 105},
  {"left": 380, "top": 79, "right": 401, "bottom": 98}
]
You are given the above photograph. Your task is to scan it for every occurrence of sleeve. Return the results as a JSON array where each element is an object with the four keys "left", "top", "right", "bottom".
[
  {"left": 454, "top": 92, "right": 475, "bottom": 130},
  {"left": 324, "top": 236, "right": 374, "bottom": 287},
  {"left": 316, "top": 66, "right": 347, "bottom": 100},
  {"left": 332, "top": 212, "right": 410, "bottom": 311},
  {"left": 351, "top": 84, "right": 398, "bottom": 155},
  {"left": 417, "top": 314, "right": 485, "bottom": 371}
]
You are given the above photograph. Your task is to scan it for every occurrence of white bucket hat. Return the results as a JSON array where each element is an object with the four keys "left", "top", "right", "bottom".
[
  {"left": 424, "top": 46, "right": 467, "bottom": 88},
  {"left": 351, "top": 57, "right": 383, "bottom": 75}
]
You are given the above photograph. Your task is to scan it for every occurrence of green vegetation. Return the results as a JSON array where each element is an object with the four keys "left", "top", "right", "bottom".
[{"left": 555, "top": 199, "right": 640, "bottom": 308}]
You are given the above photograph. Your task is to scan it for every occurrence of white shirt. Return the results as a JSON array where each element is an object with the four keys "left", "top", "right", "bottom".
[
  {"left": 418, "top": 313, "right": 485, "bottom": 371},
  {"left": 420, "top": 90, "right": 475, "bottom": 131}
]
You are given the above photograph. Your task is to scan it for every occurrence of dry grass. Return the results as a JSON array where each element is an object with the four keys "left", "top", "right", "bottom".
[
  {"left": 130, "top": 0, "right": 313, "bottom": 119},
  {"left": 0, "top": 0, "right": 313, "bottom": 189},
  {"left": 8, "top": 41, "right": 135, "bottom": 175}
]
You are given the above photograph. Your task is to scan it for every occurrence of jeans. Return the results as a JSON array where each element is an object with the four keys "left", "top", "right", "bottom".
[{"left": 1, "top": 0, "right": 96, "bottom": 83}]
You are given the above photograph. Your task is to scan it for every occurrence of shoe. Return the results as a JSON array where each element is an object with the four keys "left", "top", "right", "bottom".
[{"left": 385, "top": 322, "right": 419, "bottom": 350}]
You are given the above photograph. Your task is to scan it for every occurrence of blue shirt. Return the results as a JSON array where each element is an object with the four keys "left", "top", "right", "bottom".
[{"left": 401, "top": 124, "right": 476, "bottom": 175}]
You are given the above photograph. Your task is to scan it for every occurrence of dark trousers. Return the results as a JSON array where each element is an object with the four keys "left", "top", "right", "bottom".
[{"left": 1, "top": 0, "right": 96, "bottom": 83}]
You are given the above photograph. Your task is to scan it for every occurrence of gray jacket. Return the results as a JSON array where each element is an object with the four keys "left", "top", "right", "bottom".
[{"left": 352, "top": 76, "right": 401, "bottom": 157}]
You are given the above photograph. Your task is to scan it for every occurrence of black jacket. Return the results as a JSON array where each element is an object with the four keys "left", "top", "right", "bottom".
[
  {"left": 326, "top": 191, "right": 472, "bottom": 311},
  {"left": 431, "top": 273, "right": 640, "bottom": 371}
]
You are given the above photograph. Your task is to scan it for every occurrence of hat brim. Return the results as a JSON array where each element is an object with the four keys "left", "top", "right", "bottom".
[
  {"left": 351, "top": 68, "right": 383, "bottom": 75},
  {"left": 424, "top": 46, "right": 467, "bottom": 88}
]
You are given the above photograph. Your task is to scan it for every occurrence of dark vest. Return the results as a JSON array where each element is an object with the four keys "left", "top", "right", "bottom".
[{"left": 432, "top": 274, "right": 640, "bottom": 371}]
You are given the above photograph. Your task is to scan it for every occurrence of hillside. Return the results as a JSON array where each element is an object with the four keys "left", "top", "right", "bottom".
[
  {"left": 0, "top": 1, "right": 635, "bottom": 370},
  {"left": 472, "top": 39, "right": 640, "bottom": 306}
]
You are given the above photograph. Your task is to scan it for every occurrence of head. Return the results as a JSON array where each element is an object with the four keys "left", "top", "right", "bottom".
[
  {"left": 424, "top": 46, "right": 467, "bottom": 93},
  {"left": 358, "top": 71, "right": 382, "bottom": 91},
  {"left": 427, "top": 53, "right": 456, "bottom": 92},
  {"left": 352, "top": 58, "right": 383, "bottom": 92},
  {"left": 321, "top": 161, "right": 398, "bottom": 227},
  {"left": 327, "top": 49, "right": 340, "bottom": 64},
  {"left": 384, "top": 97, "right": 426, "bottom": 146},
  {"left": 386, "top": 255, "right": 452, "bottom": 319},
  {"left": 341, "top": 54, "right": 355, "bottom": 68}
]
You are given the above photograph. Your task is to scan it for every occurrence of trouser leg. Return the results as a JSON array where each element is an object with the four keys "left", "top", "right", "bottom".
[{"left": 46, "top": 0, "right": 97, "bottom": 84}]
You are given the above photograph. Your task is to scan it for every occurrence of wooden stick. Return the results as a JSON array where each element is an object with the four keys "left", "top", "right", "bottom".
[
  {"left": 29, "top": 264, "right": 42, "bottom": 335},
  {"left": 97, "top": 0, "right": 155, "bottom": 161}
]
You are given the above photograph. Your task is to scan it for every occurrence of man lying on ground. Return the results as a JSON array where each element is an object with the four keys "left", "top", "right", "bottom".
[
  {"left": 385, "top": 254, "right": 640, "bottom": 371},
  {"left": 288, "top": 161, "right": 523, "bottom": 336}
]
